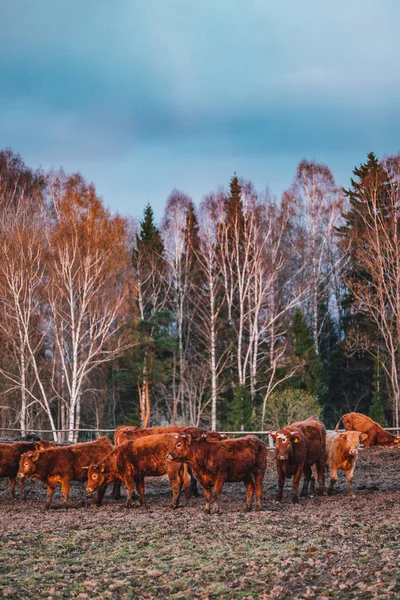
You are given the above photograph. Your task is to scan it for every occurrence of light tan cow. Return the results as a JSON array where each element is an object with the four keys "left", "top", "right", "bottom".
[{"left": 313, "top": 430, "right": 366, "bottom": 497}]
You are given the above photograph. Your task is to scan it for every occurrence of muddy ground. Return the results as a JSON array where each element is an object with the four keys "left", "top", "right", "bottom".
[{"left": 0, "top": 446, "right": 399, "bottom": 600}]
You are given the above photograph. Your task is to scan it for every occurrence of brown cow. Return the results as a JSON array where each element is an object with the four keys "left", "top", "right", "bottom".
[
  {"left": 0, "top": 441, "right": 44, "bottom": 499},
  {"left": 114, "top": 425, "right": 224, "bottom": 446},
  {"left": 113, "top": 426, "right": 227, "bottom": 499},
  {"left": 312, "top": 430, "right": 366, "bottom": 497},
  {"left": 166, "top": 434, "right": 267, "bottom": 514},
  {"left": 86, "top": 434, "right": 190, "bottom": 508},
  {"left": 18, "top": 437, "right": 113, "bottom": 508},
  {"left": 271, "top": 416, "right": 326, "bottom": 503},
  {"left": 335, "top": 412, "right": 400, "bottom": 447}
]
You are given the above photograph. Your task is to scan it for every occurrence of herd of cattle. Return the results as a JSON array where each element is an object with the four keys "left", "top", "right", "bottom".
[{"left": 0, "top": 412, "right": 399, "bottom": 513}]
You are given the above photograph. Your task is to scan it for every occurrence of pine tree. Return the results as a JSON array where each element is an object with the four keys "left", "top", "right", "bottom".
[{"left": 287, "top": 308, "right": 326, "bottom": 400}]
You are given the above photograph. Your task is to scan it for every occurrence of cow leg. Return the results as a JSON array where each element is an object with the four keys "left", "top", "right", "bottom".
[
  {"left": 345, "top": 464, "right": 356, "bottom": 498},
  {"left": 202, "top": 486, "right": 212, "bottom": 514},
  {"left": 112, "top": 480, "right": 122, "bottom": 501},
  {"left": 170, "top": 477, "right": 181, "bottom": 509},
  {"left": 9, "top": 477, "right": 16, "bottom": 499},
  {"left": 19, "top": 477, "right": 26, "bottom": 500},
  {"left": 213, "top": 478, "right": 225, "bottom": 513},
  {"left": 315, "top": 455, "right": 327, "bottom": 496},
  {"left": 96, "top": 485, "right": 107, "bottom": 507},
  {"left": 135, "top": 478, "right": 146, "bottom": 507},
  {"left": 310, "top": 476, "right": 316, "bottom": 496},
  {"left": 300, "top": 465, "right": 312, "bottom": 498},
  {"left": 125, "top": 480, "right": 136, "bottom": 507},
  {"left": 190, "top": 468, "right": 200, "bottom": 497},
  {"left": 275, "top": 468, "right": 285, "bottom": 502},
  {"left": 61, "top": 478, "right": 71, "bottom": 507},
  {"left": 254, "top": 472, "right": 264, "bottom": 511},
  {"left": 182, "top": 464, "right": 191, "bottom": 500},
  {"left": 292, "top": 465, "right": 303, "bottom": 504},
  {"left": 44, "top": 485, "right": 55, "bottom": 509},
  {"left": 327, "top": 464, "right": 338, "bottom": 495},
  {"left": 243, "top": 477, "right": 255, "bottom": 512}
]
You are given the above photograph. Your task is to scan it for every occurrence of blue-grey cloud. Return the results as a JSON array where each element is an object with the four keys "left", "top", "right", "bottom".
[{"left": 0, "top": 0, "right": 399, "bottom": 217}]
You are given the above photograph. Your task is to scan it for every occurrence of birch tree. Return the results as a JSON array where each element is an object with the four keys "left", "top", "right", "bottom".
[
  {"left": 290, "top": 160, "right": 343, "bottom": 351},
  {"left": 46, "top": 172, "right": 131, "bottom": 441},
  {"left": 194, "top": 194, "right": 229, "bottom": 429},
  {"left": 0, "top": 195, "right": 57, "bottom": 438}
]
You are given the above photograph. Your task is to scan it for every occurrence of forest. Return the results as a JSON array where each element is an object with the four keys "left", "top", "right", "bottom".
[{"left": 0, "top": 148, "right": 399, "bottom": 441}]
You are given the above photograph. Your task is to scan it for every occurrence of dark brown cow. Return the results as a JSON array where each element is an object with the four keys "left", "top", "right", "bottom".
[
  {"left": 166, "top": 435, "right": 267, "bottom": 514},
  {"left": 86, "top": 434, "right": 190, "bottom": 508},
  {"left": 0, "top": 441, "right": 45, "bottom": 499},
  {"left": 18, "top": 437, "right": 113, "bottom": 508},
  {"left": 271, "top": 416, "right": 326, "bottom": 503},
  {"left": 336, "top": 412, "right": 400, "bottom": 447},
  {"left": 113, "top": 426, "right": 227, "bottom": 499}
]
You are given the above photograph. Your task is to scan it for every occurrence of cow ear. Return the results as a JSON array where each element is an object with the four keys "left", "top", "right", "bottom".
[
  {"left": 172, "top": 434, "right": 180, "bottom": 439},
  {"left": 31, "top": 451, "right": 40, "bottom": 462},
  {"left": 269, "top": 432, "right": 277, "bottom": 440},
  {"left": 187, "top": 435, "right": 192, "bottom": 445},
  {"left": 33, "top": 443, "right": 41, "bottom": 450},
  {"left": 221, "top": 434, "right": 228, "bottom": 440},
  {"left": 359, "top": 433, "right": 368, "bottom": 441},
  {"left": 100, "top": 463, "right": 106, "bottom": 473},
  {"left": 339, "top": 433, "right": 347, "bottom": 438},
  {"left": 291, "top": 435, "right": 300, "bottom": 443}
]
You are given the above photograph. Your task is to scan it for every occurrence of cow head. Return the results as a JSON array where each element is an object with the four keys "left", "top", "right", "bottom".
[
  {"left": 339, "top": 431, "right": 363, "bottom": 456},
  {"left": 358, "top": 432, "right": 369, "bottom": 446},
  {"left": 18, "top": 451, "right": 40, "bottom": 479},
  {"left": 34, "top": 440, "right": 54, "bottom": 451},
  {"left": 271, "top": 430, "right": 301, "bottom": 461},
  {"left": 165, "top": 434, "right": 192, "bottom": 462},
  {"left": 202, "top": 431, "right": 228, "bottom": 442},
  {"left": 86, "top": 463, "right": 108, "bottom": 493}
]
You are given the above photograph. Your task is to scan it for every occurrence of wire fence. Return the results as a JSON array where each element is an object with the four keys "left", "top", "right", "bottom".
[{"left": 1, "top": 426, "right": 400, "bottom": 448}]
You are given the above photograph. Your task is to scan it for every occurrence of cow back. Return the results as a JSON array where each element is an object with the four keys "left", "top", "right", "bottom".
[
  {"left": 285, "top": 417, "right": 325, "bottom": 466},
  {"left": 0, "top": 442, "right": 37, "bottom": 478},
  {"left": 115, "top": 425, "right": 205, "bottom": 446}
]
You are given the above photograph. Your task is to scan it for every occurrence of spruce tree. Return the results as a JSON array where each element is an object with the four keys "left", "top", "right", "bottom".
[
  {"left": 225, "top": 384, "right": 254, "bottom": 431},
  {"left": 287, "top": 308, "right": 326, "bottom": 400},
  {"left": 336, "top": 153, "right": 391, "bottom": 416}
]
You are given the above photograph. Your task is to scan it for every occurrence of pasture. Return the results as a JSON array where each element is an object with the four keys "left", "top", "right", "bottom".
[{"left": 0, "top": 446, "right": 399, "bottom": 600}]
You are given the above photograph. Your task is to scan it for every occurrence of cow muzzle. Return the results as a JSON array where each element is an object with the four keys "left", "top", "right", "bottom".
[
  {"left": 86, "top": 486, "right": 94, "bottom": 493},
  {"left": 278, "top": 455, "right": 287, "bottom": 461},
  {"left": 18, "top": 473, "right": 25, "bottom": 479}
]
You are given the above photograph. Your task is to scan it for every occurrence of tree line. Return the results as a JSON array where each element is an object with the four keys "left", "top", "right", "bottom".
[{"left": 0, "top": 148, "right": 399, "bottom": 440}]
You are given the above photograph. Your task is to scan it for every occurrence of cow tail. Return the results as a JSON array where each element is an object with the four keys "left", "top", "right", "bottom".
[{"left": 335, "top": 415, "right": 344, "bottom": 431}]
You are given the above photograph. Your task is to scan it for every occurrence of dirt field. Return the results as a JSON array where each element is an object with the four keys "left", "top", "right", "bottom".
[{"left": 0, "top": 445, "right": 399, "bottom": 600}]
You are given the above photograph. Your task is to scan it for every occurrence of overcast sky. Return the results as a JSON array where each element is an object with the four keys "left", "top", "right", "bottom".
[{"left": 1, "top": 0, "right": 399, "bottom": 219}]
